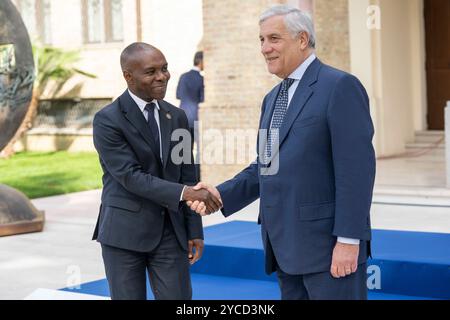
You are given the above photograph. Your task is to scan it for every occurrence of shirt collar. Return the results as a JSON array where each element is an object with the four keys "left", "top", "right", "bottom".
[
  {"left": 287, "top": 53, "right": 317, "bottom": 81},
  {"left": 128, "top": 89, "right": 160, "bottom": 113},
  {"left": 192, "top": 66, "right": 201, "bottom": 72}
]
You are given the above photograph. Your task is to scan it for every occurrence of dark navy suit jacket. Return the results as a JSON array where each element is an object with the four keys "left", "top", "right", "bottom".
[
  {"left": 92, "top": 90, "right": 203, "bottom": 252},
  {"left": 176, "top": 69, "right": 204, "bottom": 128},
  {"left": 217, "top": 59, "right": 376, "bottom": 275}
]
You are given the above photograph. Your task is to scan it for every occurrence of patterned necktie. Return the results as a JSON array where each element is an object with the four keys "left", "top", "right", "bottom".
[
  {"left": 266, "top": 78, "right": 295, "bottom": 161},
  {"left": 144, "top": 102, "right": 161, "bottom": 159}
]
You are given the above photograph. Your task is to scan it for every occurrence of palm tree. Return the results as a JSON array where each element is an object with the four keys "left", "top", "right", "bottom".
[{"left": 1, "top": 45, "right": 96, "bottom": 157}]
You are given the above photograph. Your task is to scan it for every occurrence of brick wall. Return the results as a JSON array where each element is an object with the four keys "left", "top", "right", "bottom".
[
  {"left": 314, "top": 0, "right": 351, "bottom": 72},
  {"left": 200, "top": 0, "right": 283, "bottom": 185}
]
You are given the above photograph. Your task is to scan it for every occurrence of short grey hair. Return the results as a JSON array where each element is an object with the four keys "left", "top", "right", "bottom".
[{"left": 259, "top": 4, "right": 316, "bottom": 49}]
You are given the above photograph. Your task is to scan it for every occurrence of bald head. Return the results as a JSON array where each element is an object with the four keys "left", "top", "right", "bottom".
[
  {"left": 120, "top": 42, "right": 170, "bottom": 101},
  {"left": 120, "top": 42, "right": 161, "bottom": 72}
]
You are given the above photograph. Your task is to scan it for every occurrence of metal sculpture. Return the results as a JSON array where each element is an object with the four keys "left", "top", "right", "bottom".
[{"left": 0, "top": 0, "right": 44, "bottom": 236}]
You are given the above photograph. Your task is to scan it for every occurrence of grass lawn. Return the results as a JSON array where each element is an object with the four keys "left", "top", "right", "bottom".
[{"left": 0, "top": 151, "right": 103, "bottom": 199}]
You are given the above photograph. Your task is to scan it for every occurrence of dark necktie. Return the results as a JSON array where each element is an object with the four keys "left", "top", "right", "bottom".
[
  {"left": 144, "top": 102, "right": 161, "bottom": 159},
  {"left": 265, "top": 78, "right": 295, "bottom": 160}
]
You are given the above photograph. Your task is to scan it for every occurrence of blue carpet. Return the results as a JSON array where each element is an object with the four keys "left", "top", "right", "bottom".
[
  {"left": 63, "top": 221, "right": 450, "bottom": 300},
  {"left": 62, "top": 273, "right": 281, "bottom": 300},
  {"left": 371, "top": 229, "right": 450, "bottom": 265},
  {"left": 193, "top": 221, "right": 450, "bottom": 299},
  {"left": 368, "top": 291, "right": 437, "bottom": 300},
  {"left": 62, "top": 275, "right": 437, "bottom": 300}
]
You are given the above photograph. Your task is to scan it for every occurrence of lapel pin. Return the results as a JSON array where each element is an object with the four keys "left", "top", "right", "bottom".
[{"left": 166, "top": 113, "right": 172, "bottom": 120}]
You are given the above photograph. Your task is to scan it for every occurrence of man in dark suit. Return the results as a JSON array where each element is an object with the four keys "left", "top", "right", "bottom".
[
  {"left": 92, "top": 43, "right": 221, "bottom": 300},
  {"left": 176, "top": 51, "right": 204, "bottom": 179},
  {"left": 189, "top": 5, "right": 376, "bottom": 300}
]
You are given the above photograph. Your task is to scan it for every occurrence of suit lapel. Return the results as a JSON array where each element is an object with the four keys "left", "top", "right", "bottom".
[
  {"left": 119, "top": 90, "right": 160, "bottom": 161},
  {"left": 261, "top": 85, "right": 281, "bottom": 131},
  {"left": 263, "top": 59, "right": 322, "bottom": 163},
  {"left": 259, "top": 85, "right": 281, "bottom": 157},
  {"left": 277, "top": 59, "right": 322, "bottom": 148},
  {"left": 277, "top": 86, "right": 313, "bottom": 147},
  {"left": 157, "top": 100, "right": 173, "bottom": 168}
]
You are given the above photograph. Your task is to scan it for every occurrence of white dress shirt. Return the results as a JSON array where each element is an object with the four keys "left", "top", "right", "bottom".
[
  {"left": 128, "top": 89, "right": 163, "bottom": 160},
  {"left": 286, "top": 53, "right": 316, "bottom": 106},
  {"left": 272, "top": 55, "right": 360, "bottom": 246},
  {"left": 128, "top": 89, "right": 186, "bottom": 201}
]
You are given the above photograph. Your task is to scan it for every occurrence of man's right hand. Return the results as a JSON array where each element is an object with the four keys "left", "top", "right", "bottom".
[
  {"left": 183, "top": 185, "right": 222, "bottom": 214},
  {"left": 187, "top": 182, "right": 222, "bottom": 216}
]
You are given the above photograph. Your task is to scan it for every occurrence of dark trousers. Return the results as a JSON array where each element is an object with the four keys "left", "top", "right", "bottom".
[
  {"left": 101, "top": 216, "right": 192, "bottom": 300},
  {"left": 276, "top": 263, "right": 368, "bottom": 300},
  {"left": 268, "top": 239, "right": 367, "bottom": 300}
]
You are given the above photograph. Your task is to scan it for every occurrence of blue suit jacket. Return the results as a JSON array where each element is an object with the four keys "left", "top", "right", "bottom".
[
  {"left": 176, "top": 69, "right": 204, "bottom": 128},
  {"left": 217, "top": 59, "right": 376, "bottom": 275},
  {"left": 92, "top": 90, "right": 203, "bottom": 253}
]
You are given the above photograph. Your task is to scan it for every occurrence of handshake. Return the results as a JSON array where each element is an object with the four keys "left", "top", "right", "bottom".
[{"left": 182, "top": 182, "right": 222, "bottom": 216}]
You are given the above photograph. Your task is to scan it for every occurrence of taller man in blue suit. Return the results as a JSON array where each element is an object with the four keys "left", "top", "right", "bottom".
[
  {"left": 176, "top": 52, "right": 204, "bottom": 179},
  {"left": 189, "top": 5, "right": 376, "bottom": 300}
]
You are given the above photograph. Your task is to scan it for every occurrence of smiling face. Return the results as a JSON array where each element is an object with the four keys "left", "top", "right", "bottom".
[
  {"left": 259, "top": 15, "right": 310, "bottom": 79},
  {"left": 123, "top": 49, "right": 170, "bottom": 101}
]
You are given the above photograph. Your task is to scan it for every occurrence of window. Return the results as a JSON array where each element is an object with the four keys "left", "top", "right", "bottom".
[
  {"left": 85, "top": 0, "right": 104, "bottom": 43},
  {"left": 106, "top": 0, "right": 123, "bottom": 42},
  {"left": 14, "top": 0, "right": 52, "bottom": 44},
  {"left": 82, "top": 0, "right": 123, "bottom": 44}
]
